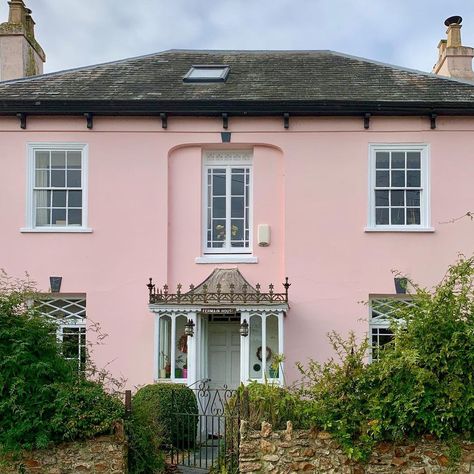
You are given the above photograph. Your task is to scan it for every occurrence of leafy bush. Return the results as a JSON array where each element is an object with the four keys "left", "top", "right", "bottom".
[
  {"left": 126, "top": 415, "right": 165, "bottom": 474},
  {"left": 239, "top": 381, "right": 309, "bottom": 430},
  {"left": 50, "top": 379, "right": 124, "bottom": 442},
  {"left": 132, "top": 383, "right": 198, "bottom": 448},
  {"left": 0, "top": 272, "right": 123, "bottom": 453},
  {"left": 297, "top": 256, "right": 474, "bottom": 460}
]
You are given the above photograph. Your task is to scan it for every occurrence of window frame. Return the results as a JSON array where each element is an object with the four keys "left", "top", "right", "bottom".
[
  {"left": 183, "top": 65, "right": 230, "bottom": 83},
  {"left": 35, "top": 293, "right": 87, "bottom": 371},
  {"left": 23, "top": 143, "right": 91, "bottom": 233},
  {"left": 367, "top": 144, "right": 432, "bottom": 232},
  {"left": 368, "top": 294, "right": 414, "bottom": 362},
  {"left": 202, "top": 150, "right": 253, "bottom": 255}
]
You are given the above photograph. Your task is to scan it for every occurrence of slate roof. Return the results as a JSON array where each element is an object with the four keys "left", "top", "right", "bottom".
[{"left": 1, "top": 49, "right": 474, "bottom": 115}]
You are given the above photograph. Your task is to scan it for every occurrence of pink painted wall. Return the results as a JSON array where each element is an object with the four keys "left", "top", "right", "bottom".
[{"left": 1, "top": 114, "right": 474, "bottom": 388}]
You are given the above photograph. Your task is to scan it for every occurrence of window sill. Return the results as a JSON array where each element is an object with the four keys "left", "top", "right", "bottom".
[
  {"left": 21, "top": 227, "right": 93, "bottom": 233},
  {"left": 364, "top": 226, "right": 434, "bottom": 233},
  {"left": 195, "top": 255, "right": 258, "bottom": 264}
]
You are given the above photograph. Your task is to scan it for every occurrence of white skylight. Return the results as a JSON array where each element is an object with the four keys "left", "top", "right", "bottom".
[{"left": 183, "top": 65, "right": 230, "bottom": 82}]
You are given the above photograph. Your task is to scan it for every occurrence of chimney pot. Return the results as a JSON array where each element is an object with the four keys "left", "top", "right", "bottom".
[{"left": 444, "top": 15, "right": 462, "bottom": 27}]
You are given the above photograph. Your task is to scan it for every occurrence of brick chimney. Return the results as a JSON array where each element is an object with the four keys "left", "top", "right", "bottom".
[
  {"left": 0, "top": 0, "right": 45, "bottom": 81},
  {"left": 433, "top": 16, "right": 474, "bottom": 81}
]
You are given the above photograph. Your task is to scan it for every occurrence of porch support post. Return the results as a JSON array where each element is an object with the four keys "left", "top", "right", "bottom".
[
  {"left": 187, "top": 311, "right": 198, "bottom": 386},
  {"left": 261, "top": 311, "right": 267, "bottom": 379},
  {"left": 278, "top": 311, "right": 285, "bottom": 385},
  {"left": 240, "top": 311, "right": 250, "bottom": 384},
  {"left": 153, "top": 313, "right": 160, "bottom": 381}
]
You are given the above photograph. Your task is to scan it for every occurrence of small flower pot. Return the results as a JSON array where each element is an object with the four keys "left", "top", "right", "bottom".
[
  {"left": 175, "top": 368, "right": 183, "bottom": 379},
  {"left": 182, "top": 368, "right": 188, "bottom": 378}
]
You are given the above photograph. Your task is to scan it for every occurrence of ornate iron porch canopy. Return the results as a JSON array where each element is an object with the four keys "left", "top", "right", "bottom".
[{"left": 147, "top": 268, "right": 290, "bottom": 305}]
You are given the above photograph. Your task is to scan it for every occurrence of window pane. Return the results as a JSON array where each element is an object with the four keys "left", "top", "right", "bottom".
[
  {"left": 391, "top": 208, "right": 405, "bottom": 225},
  {"left": 213, "top": 197, "right": 226, "bottom": 218},
  {"left": 51, "top": 170, "right": 66, "bottom": 187},
  {"left": 35, "top": 190, "right": 51, "bottom": 208},
  {"left": 68, "top": 190, "right": 82, "bottom": 208},
  {"left": 375, "top": 190, "right": 389, "bottom": 206},
  {"left": 231, "top": 197, "right": 244, "bottom": 218},
  {"left": 63, "top": 328, "right": 80, "bottom": 359},
  {"left": 67, "top": 170, "right": 81, "bottom": 188},
  {"left": 175, "top": 316, "right": 188, "bottom": 379},
  {"left": 376, "top": 170, "right": 389, "bottom": 187},
  {"left": 391, "top": 170, "right": 405, "bottom": 187},
  {"left": 212, "top": 173, "right": 226, "bottom": 196},
  {"left": 266, "top": 315, "right": 279, "bottom": 378},
  {"left": 407, "top": 208, "right": 421, "bottom": 225},
  {"left": 390, "top": 190, "right": 404, "bottom": 206},
  {"left": 249, "top": 315, "right": 262, "bottom": 379},
  {"left": 407, "top": 152, "right": 421, "bottom": 169},
  {"left": 407, "top": 170, "right": 420, "bottom": 187},
  {"left": 52, "top": 209, "right": 67, "bottom": 226},
  {"left": 35, "top": 151, "right": 50, "bottom": 169},
  {"left": 213, "top": 220, "right": 226, "bottom": 241},
  {"left": 406, "top": 190, "right": 420, "bottom": 206},
  {"left": 36, "top": 208, "right": 50, "bottom": 226},
  {"left": 375, "top": 208, "right": 389, "bottom": 225},
  {"left": 68, "top": 209, "right": 82, "bottom": 226},
  {"left": 35, "top": 170, "right": 50, "bottom": 187},
  {"left": 51, "top": 151, "right": 66, "bottom": 169},
  {"left": 231, "top": 173, "right": 245, "bottom": 195},
  {"left": 231, "top": 219, "right": 244, "bottom": 241},
  {"left": 391, "top": 152, "right": 405, "bottom": 169},
  {"left": 159, "top": 316, "right": 171, "bottom": 378},
  {"left": 67, "top": 151, "right": 82, "bottom": 169},
  {"left": 375, "top": 152, "right": 389, "bottom": 169},
  {"left": 52, "top": 190, "right": 67, "bottom": 207}
]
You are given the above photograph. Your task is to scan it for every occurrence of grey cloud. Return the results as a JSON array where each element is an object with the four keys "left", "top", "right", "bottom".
[{"left": 7, "top": 0, "right": 474, "bottom": 73}]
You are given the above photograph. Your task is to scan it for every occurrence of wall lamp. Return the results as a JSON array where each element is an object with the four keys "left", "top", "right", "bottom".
[
  {"left": 185, "top": 318, "right": 195, "bottom": 337},
  {"left": 240, "top": 319, "right": 249, "bottom": 337}
]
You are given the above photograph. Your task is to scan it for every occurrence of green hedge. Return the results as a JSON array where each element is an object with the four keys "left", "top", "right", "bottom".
[{"left": 132, "top": 383, "right": 198, "bottom": 448}]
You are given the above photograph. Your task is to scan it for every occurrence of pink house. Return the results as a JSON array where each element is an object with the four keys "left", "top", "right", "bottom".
[{"left": 1, "top": 4, "right": 474, "bottom": 390}]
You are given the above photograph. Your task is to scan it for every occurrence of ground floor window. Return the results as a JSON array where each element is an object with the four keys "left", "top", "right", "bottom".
[
  {"left": 369, "top": 296, "right": 413, "bottom": 361},
  {"left": 35, "top": 296, "right": 87, "bottom": 370},
  {"left": 158, "top": 314, "right": 188, "bottom": 380}
]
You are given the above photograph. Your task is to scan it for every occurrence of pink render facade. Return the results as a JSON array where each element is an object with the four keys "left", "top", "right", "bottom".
[{"left": 1, "top": 114, "right": 474, "bottom": 388}]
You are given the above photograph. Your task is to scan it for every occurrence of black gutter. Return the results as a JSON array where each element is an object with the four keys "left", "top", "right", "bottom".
[{"left": 1, "top": 99, "right": 474, "bottom": 116}]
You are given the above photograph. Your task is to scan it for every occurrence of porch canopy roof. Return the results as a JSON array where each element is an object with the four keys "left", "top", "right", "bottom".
[{"left": 147, "top": 268, "right": 290, "bottom": 307}]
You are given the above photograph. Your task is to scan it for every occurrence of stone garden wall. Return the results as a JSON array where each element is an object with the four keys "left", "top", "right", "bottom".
[
  {"left": 239, "top": 420, "right": 474, "bottom": 473},
  {"left": 1, "top": 424, "right": 127, "bottom": 473}
]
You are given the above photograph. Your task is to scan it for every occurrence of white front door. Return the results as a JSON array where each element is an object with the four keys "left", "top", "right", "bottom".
[{"left": 207, "top": 323, "right": 240, "bottom": 389}]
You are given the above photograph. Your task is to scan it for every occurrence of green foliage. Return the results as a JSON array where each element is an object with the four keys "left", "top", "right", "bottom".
[
  {"left": 126, "top": 415, "right": 165, "bottom": 474},
  {"left": 50, "top": 379, "right": 124, "bottom": 441},
  {"left": 297, "top": 256, "right": 474, "bottom": 461},
  {"left": 0, "top": 272, "right": 123, "bottom": 453},
  {"left": 132, "top": 383, "right": 198, "bottom": 448},
  {"left": 239, "top": 381, "right": 309, "bottom": 430}
]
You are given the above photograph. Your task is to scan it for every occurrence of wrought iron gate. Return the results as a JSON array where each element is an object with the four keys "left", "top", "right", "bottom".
[{"left": 170, "top": 381, "right": 241, "bottom": 472}]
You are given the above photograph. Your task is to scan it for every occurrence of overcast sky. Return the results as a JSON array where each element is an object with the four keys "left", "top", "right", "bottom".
[{"left": 4, "top": 0, "right": 474, "bottom": 74}]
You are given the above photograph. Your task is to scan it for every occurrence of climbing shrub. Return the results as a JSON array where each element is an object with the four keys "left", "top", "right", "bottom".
[
  {"left": 132, "top": 383, "right": 198, "bottom": 448},
  {"left": 297, "top": 256, "right": 474, "bottom": 460},
  {"left": 0, "top": 272, "right": 123, "bottom": 453}
]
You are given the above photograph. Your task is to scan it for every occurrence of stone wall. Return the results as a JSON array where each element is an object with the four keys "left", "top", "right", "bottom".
[
  {"left": 239, "top": 420, "right": 474, "bottom": 473},
  {"left": 1, "top": 425, "right": 127, "bottom": 473}
]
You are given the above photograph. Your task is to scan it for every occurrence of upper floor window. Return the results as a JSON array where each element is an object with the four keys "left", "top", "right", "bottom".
[
  {"left": 367, "top": 144, "right": 430, "bottom": 231},
  {"left": 203, "top": 150, "right": 252, "bottom": 254},
  {"left": 24, "top": 143, "right": 89, "bottom": 232}
]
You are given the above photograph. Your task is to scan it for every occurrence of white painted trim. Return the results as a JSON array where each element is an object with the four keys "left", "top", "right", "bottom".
[
  {"left": 20, "top": 227, "right": 93, "bottom": 233},
  {"left": 278, "top": 312, "right": 285, "bottom": 385},
  {"left": 195, "top": 255, "right": 258, "bottom": 264},
  {"left": 24, "top": 142, "right": 90, "bottom": 231},
  {"left": 187, "top": 311, "right": 198, "bottom": 386},
  {"left": 240, "top": 311, "right": 250, "bottom": 384},
  {"left": 153, "top": 314, "right": 159, "bottom": 381},
  {"left": 149, "top": 304, "right": 289, "bottom": 313},
  {"left": 367, "top": 143, "right": 431, "bottom": 230},
  {"left": 364, "top": 227, "right": 434, "bottom": 233},
  {"left": 201, "top": 149, "right": 254, "bottom": 256}
]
